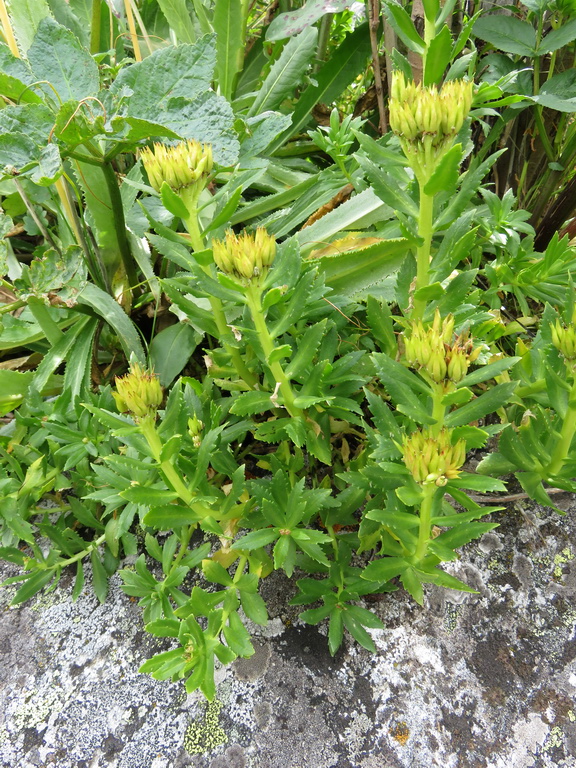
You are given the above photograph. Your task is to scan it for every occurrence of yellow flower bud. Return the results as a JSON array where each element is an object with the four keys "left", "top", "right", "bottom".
[
  {"left": 401, "top": 428, "right": 466, "bottom": 485},
  {"left": 551, "top": 318, "right": 576, "bottom": 361},
  {"left": 112, "top": 363, "right": 163, "bottom": 419},
  {"left": 141, "top": 140, "right": 213, "bottom": 193},
  {"left": 212, "top": 228, "right": 276, "bottom": 283},
  {"left": 188, "top": 416, "right": 204, "bottom": 447}
]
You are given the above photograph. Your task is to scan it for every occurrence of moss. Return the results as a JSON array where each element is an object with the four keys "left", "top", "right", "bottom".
[{"left": 184, "top": 699, "right": 228, "bottom": 755}]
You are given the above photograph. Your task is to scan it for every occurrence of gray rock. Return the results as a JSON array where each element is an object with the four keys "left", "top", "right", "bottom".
[{"left": 1, "top": 497, "right": 576, "bottom": 768}]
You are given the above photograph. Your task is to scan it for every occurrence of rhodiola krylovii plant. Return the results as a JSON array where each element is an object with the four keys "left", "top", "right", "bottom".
[{"left": 1, "top": 1, "right": 576, "bottom": 699}]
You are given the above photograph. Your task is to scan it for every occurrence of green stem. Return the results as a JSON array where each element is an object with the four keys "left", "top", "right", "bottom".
[
  {"left": 411, "top": 187, "right": 435, "bottom": 321},
  {"left": 54, "top": 533, "right": 107, "bottom": 569},
  {"left": 139, "top": 416, "right": 212, "bottom": 517},
  {"left": 0, "top": 298, "right": 26, "bottom": 315},
  {"left": 182, "top": 200, "right": 258, "bottom": 388},
  {"left": 90, "top": 0, "right": 102, "bottom": 54},
  {"left": 547, "top": 375, "right": 576, "bottom": 476},
  {"left": 414, "top": 482, "right": 436, "bottom": 563},
  {"left": 314, "top": 13, "right": 333, "bottom": 72},
  {"left": 431, "top": 384, "right": 446, "bottom": 436},
  {"left": 244, "top": 283, "right": 303, "bottom": 418},
  {"left": 101, "top": 161, "right": 139, "bottom": 292},
  {"left": 169, "top": 524, "right": 196, "bottom": 575}
]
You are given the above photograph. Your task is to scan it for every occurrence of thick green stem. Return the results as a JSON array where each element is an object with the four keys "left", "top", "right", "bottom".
[
  {"left": 411, "top": 187, "right": 435, "bottom": 321},
  {"left": 414, "top": 482, "right": 436, "bottom": 563},
  {"left": 90, "top": 0, "right": 102, "bottom": 54},
  {"left": 244, "top": 284, "right": 303, "bottom": 418},
  {"left": 182, "top": 200, "right": 257, "bottom": 387},
  {"left": 101, "top": 161, "right": 139, "bottom": 291},
  {"left": 547, "top": 376, "right": 576, "bottom": 476},
  {"left": 139, "top": 417, "right": 212, "bottom": 517}
]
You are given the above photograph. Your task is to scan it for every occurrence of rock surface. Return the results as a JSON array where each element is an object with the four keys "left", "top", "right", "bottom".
[{"left": 1, "top": 497, "right": 576, "bottom": 768}]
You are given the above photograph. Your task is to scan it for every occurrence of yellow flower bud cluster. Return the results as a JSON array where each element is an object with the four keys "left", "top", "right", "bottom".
[
  {"left": 551, "top": 316, "right": 576, "bottom": 363},
  {"left": 188, "top": 415, "right": 204, "bottom": 448},
  {"left": 401, "top": 428, "right": 466, "bottom": 486},
  {"left": 141, "top": 140, "right": 213, "bottom": 193},
  {"left": 404, "top": 311, "right": 481, "bottom": 384},
  {"left": 390, "top": 72, "right": 473, "bottom": 147},
  {"left": 389, "top": 72, "right": 473, "bottom": 179},
  {"left": 112, "top": 363, "right": 163, "bottom": 419},
  {"left": 212, "top": 228, "right": 276, "bottom": 282}
]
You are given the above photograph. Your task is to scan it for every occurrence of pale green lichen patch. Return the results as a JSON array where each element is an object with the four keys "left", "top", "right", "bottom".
[
  {"left": 184, "top": 699, "right": 228, "bottom": 755},
  {"left": 542, "top": 725, "right": 564, "bottom": 752},
  {"left": 443, "top": 603, "right": 460, "bottom": 633},
  {"left": 553, "top": 547, "right": 574, "bottom": 578},
  {"left": 13, "top": 686, "right": 63, "bottom": 731}
]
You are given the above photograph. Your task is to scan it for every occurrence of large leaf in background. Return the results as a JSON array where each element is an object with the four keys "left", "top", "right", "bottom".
[
  {"left": 27, "top": 17, "right": 99, "bottom": 101},
  {"left": 538, "top": 17, "right": 576, "bottom": 54},
  {"left": 0, "top": 43, "right": 42, "bottom": 103},
  {"left": 149, "top": 322, "right": 202, "bottom": 387},
  {"left": 533, "top": 70, "right": 576, "bottom": 112},
  {"left": 156, "top": 0, "right": 197, "bottom": 44},
  {"left": 214, "top": 0, "right": 244, "bottom": 100},
  {"left": 156, "top": 93, "right": 239, "bottom": 166},
  {"left": 111, "top": 35, "right": 239, "bottom": 165},
  {"left": 76, "top": 283, "right": 145, "bottom": 365},
  {"left": 0, "top": 104, "right": 54, "bottom": 147},
  {"left": 267, "top": 22, "right": 372, "bottom": 154},
  {"left": 248, "top": 27, "right": 318, "bottom": 116},
  {"left": 473, "top": 15, "right": 536, "bottom": 57},
  {"left": 111, "top": 35, "right": 216, "bottom": 112},
  {"left": 6, "top": 0, "right": 51, "bottom": 53},
  {"left": 311, "top": 238, "right": 410, "bottom": 298},
  {"left": 266, "top": 0, "right": 357, "bottom": 41}
]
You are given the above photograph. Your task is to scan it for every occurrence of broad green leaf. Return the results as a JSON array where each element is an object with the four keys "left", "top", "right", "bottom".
[
  {"left": 27, "top": 17, "right": 99, "bottom": 101},
  {"left": 149, "top": 322, "right": 201, "bottom": 387},
  {"left": 160, "top": 182, "right": 190, "bottom": 220},
  {"left": 240, "top": 590, "right": 268, "bottom": 625},
  {"left": 229, "top": 390, "right": 277, "bottom": 416},
  {"left": 0, "top": 369, "right": 33, "bottom": 415},
  {"left": 361, "top": 556, "right": 409, "bottom": 582},
  {"left": 0, "top": 133, "right": 39, "bottom": 173},
  {"left": 121, "top": 486, "right": 178, "bottom": 505},
  {"left": 248, "top": 27, "right": 318, "bottom": 116},
  {"left": 11, "top": 569, "right": 55, "bottom": 605},
  {"left": 383, "top": 2, "right": 425, "bottom": 54},
  {"left": 414, "top": 567, "right": 477, "bottom": 592},
  {"left": 154, "top": 93, "right": 240, "bottom": 166},
  {"left": 538, "top": 17, "right": 576, "bottom": 54},
  {"left": 423, "top": 24, "right": 453, "bottom": 86},
  {"left": 223, "top": 611, "right": 254, "bottom": 656},
  {"left": 423, "top": 143, "right": 463, "bottom": 197},
  {"left": 111, "top": 35, "right": 216, "bottom": 109},
  {"left": 76, "top": 283, "right": 146, "bottom": 365},
  {"left": 231, "top": 528, "right": 279, "bottom": 550},
  {"left": 475, "top": 451, "right": 518, "bottom": 477},
  {"left": 473, "top": 15, "right": 536, "bottom": 57},
  {"left": 356, "top": 154, "right": 418, "bottom": 217},
  {"left": 459, "top": 356, "right": 521, "bottom": 388},
  {"left": 328, "top": 608, "right": 344, "bottom": 655},
  {"left": 266, "top": 0, "right": 355, "bottom": 40},
  {"left": 214, "top": 0, "right": 243, "bottom": 100},
  {"left": 0, "top": 104, "right": 54, "bottom": 147},
  {"left": 202, "top": 559, "right": 234, "bottom": 586},
  {"left": 266, "top": 22, "right": 371, "bottom": 154},
  {"left": 6, "top": 0, "right": 51, "bottom": 53},
  {"left": 46, "top": 0, "right": 88, "bottom": 47},
  {"left": 444, "top": 382, "right": 517, "bottom": 427},
  {"left": 146, "top": 619, "right": 181, "bottom": 637},
  {"left": 534, "top": 70, "right": 576, "bottom": 112},
  {"left": 157, "top": 0, "right": 196, "bottom": 44},
  {"left": 342, "top": 610, "right": 377, "bottom": 652},
  {"left": 63, "top": 316, "right": 98, "bottom": 398},
  {"left": 90, "top": 550, "right": 109, "bottom": 603}
]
